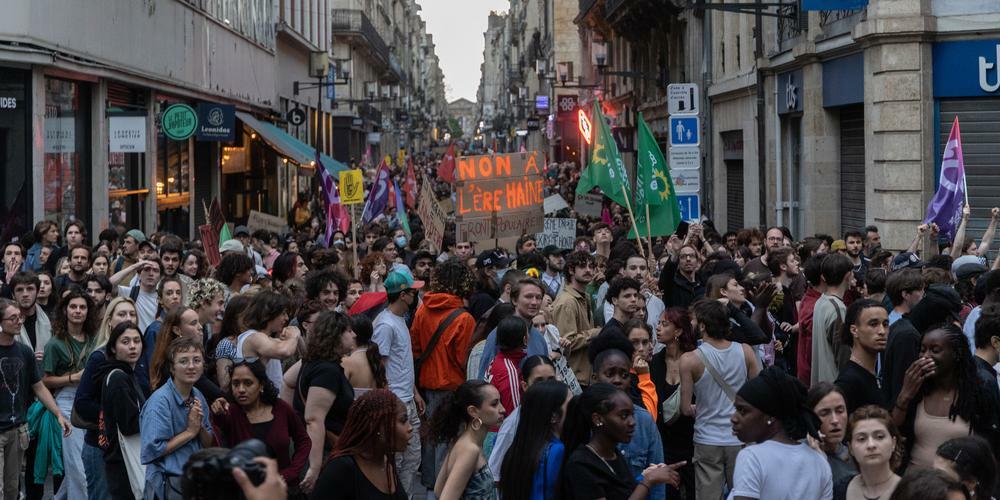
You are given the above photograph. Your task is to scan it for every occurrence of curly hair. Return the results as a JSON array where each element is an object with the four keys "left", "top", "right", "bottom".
[
  {"left": 214, "top": 253, "right": 254, "bottom": 286},
  {"left": 846, "top": 404, "right": 904, "bottom": 471},
  {"left": 429, "top": 257, "right": 475, "bottom": 296},
  {"left": 663, "top": 307, "right": 698, "bottom": 353},
  {"left": 915, "top": 323, "right": 982, "bottom": 426},
  {"left": 303, "top": 311, "right": 353, "bottom": 363},
  {"left": 359, "top": 252, "right": 386, "bottom": 287},
  {"left": 186, "top": 278, "right": 226, "bottom": 310},
  {"left": 271, "top": 252, "right": 301, "bottom": 283}
]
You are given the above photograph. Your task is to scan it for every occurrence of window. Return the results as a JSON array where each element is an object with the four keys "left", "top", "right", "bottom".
[
  {"left": 0, "top": 69, "right": 31, "bottom": 243},
  {"left": 44, "top": 77, "right": 91, "bottom": 231},
  {"left": 156, "top": 103, "right": 191, "bottom": 236}
]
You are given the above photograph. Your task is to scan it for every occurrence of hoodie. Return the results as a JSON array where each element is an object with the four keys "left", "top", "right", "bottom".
[
  {"left": 97, "top": 359, "right": 148, "bottom": 462},
  {"left": 410, "top": 292, "right": 475, "bottom": 391}
]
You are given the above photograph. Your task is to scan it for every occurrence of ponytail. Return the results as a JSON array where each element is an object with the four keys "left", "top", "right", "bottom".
[{"left": 429, "top": 380, "right": 490, "bottom": 444}]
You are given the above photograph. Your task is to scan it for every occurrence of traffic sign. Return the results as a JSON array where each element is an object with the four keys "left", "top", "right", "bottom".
[
  {"left": 287, "top": 108, "right": 306, "bottom": 127},
  {"left": 672, "top": 169, "right": 700, "bottom": 194},
  {"left": 669, "top": 116, "right": 699, "bottom": 147},
  {"left": 667, "top": 84, "right": 699, "bottom": 115},
  {"left": 677, "top": 194, "right": 700, "bottom": 221},
  {"left": 668, "top": 146, "right": 700, "bottom": 171}
]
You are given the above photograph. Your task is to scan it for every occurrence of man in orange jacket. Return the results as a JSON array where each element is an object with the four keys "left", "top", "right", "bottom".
[{"left": 410, "top": 257, "right": 477, "bottom": 492}]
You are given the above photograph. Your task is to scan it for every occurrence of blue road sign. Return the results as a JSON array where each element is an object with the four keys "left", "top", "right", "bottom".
[
  {"left": 677, "top": 194, "right": 700, "bottom": 221},
  {"left": 669, "top": 116, "right": 700, "bottom": 147}
]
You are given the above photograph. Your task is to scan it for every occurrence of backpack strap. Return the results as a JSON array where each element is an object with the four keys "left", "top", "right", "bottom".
[
  {"left": 414, "top": 308, "right": 467, "bottom": 382},
  {"left": 129, "top": 285, "right": 140, "bottom": 301}
]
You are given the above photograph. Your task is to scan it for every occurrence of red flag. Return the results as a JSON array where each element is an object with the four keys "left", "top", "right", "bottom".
[
  {"left": 437, "top": 143, "right": 457, "bottom": 183},
  {"left": 387, "top": 181, "right": 397, "bottom": 210},
  {"left": 405, "top": 158, "right": 418, "bottom": 209}
]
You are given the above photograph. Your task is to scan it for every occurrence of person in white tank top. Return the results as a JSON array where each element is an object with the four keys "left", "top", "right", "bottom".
[
  {"left": 235, "top": 292, "right": 301, "bottom": 389},
  {"left": 680, "top": 299, "right": 761, "bottom": 500}
]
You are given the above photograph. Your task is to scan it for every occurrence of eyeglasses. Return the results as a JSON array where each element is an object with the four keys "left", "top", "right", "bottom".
[{"left": 2, "top": 314, "right": 24, "bottom": 323}]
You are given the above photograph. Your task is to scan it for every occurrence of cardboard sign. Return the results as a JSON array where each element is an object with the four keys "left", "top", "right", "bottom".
[
  {"left": 198, "top": 224, "right": 221, "bottom": 267},
  {"left": 543, "top": 194, "right": 570, "bottom": 214},
  {"left": 417, "top": 182, "right": 447, "bottom": 253},
  {"left": 535, "top": 218, "right": 576, "bottom": 249},
  {"left": 247, "top": 210, "right": 288, "bottom": 235},
  {"left": 339, "top": 169, "right": 365, "bottom": 205},
  {"left": 454, "top": 152, "right": 545, "bottom": 240},
  {"left": 574, "top": 193, "right": 603, "bottom": 218}
]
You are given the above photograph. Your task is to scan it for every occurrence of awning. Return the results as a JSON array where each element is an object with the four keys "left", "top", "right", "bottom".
[{"left": 236, "top": 111, "right": 348, "bottom": 176}]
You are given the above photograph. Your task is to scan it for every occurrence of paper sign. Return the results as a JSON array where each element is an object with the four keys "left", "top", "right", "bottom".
[
  {"left": 456, "top": 211, "right": 544, "bottom": 243},
  {"left": 247, "top": 210, "right": 288, "bottom": 235},
  {"left": 417, "top": 182, "right": 448, "bottom": 252},
  {"left": 543, "top": 194, "right": 570, "bottom": 214},
  {"left": 339, "top": 169, "right": 365, "bottom": 205},
  {"left": 574, "top": 193, "right": 603, "bottom": 218},
  {"left": 535, "top": 218, "right": 577, "bottom": 249}
]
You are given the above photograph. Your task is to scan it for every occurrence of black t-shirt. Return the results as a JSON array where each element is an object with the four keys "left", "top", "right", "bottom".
[
  {"left": 294, "top": 361, "right": 354, "bottom": 434},
  {"left": 599, "top": 318, "right": 625, "bottom": 338},
  {"left": 311, "top": 455, "right": 407, "bottom": 500},
  {"left": 23, "top": 313, "right": 37, "bottom": 350},
  {"left": 561, "top": 447, "right": 636, "bottom": 500},
  {"left": 649, "top": 351, "right": 695, "bottom": 463},
  {"left": 883, "top": 318, "right": 921, "bottom": 406},
  {"left": 834, "top": 360, "right": 885, "bottom": 414},
  {"left": 0, "top": 341, "right": 42, "bottom": 430}
]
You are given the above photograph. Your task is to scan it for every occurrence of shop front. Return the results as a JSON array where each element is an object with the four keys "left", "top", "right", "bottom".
[
  {"left": 822, "top": 53, "right": 866, "bottom": 234},
  {"left": 0, "top": 67, "right": 31, "bottom": 243},
  {"left": 44, "top": 76, "right": 92, "bottom": 232}
]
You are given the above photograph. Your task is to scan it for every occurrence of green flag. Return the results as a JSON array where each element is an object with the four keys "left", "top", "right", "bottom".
[
  {"left": 630, "top": 113, "right": 681, "bottom": 239},
  {"left": 219, "top": 223, "right": 233, "bottom": 245},
  {"left": 576, "top": 101, "right": 630, "bottom": 208}
]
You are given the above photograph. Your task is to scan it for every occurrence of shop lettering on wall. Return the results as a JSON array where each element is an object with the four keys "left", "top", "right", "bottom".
[
  {"left": 109, "top": 116, "right": 147, "bottom": 153},
  {"left": 979, "top": 43, "right": 1000, "bottom": 92},
  {"left": 0, "top": 97, "right": 16, "bottom": 109}
]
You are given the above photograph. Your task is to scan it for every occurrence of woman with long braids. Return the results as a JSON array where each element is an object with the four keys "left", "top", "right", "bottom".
[
  {"left": 892, "top": 323, "right": 1000, "bottom": 468},
  {"left": 431, "top": 380, "right": 505, "bottom": 500},
  {"left": 497, "top": 380, "right": 572, "bottom": 500},
  {"left": 729, "top": 366, "right": 832, "bottom": 499},
  {"left": 559, "top": 383, "right": 681, "bottom": 500},
  {"left": 42, "top": 288, "right": 99, "bottom": 499},
  {"left": 311, "top": 389, "right": 412, "bottom": 500}
]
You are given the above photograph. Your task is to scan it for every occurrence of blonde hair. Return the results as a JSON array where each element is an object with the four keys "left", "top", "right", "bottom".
[
  {"left": 186, "top": 278, "right": 226, "bottom": 309},
  {"left": 96, "top": 297, "right": 137, "bottom": 348}
]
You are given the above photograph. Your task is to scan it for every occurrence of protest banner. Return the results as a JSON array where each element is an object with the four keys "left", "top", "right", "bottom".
[
  {"left": 574, "top": 193, "right": 603, "bottom": 218},
  {"left": 248, "top": 210, "right": 288, "bottom": 235},
  {"left": 198, "top": 224, "right": 221, "bottom": 267},
  {"left": 339, "top": 169, "right": 365, "bottom": 205},
  {"left": 543, "top": 194, "right": 570, "bottom": 214},
  {"left": 535, "top": 218, "right": 576, "bottom": 249},
  {"left": 417, "top": 181, "right": 448, "bottom": 252},
  {"left": 454, "top": 151, "right": 545, "bottom": 241}
]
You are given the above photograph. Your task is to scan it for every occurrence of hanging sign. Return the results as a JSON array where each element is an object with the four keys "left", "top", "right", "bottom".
[
  {"left": 161, "top": 104, "right": 198, "bottom": 141},
  {"left": 109, "top": 116, "right": 147, "bottom": 152},
  {"left": 196, "top": 103, "right": 235, "bottom": 141}
]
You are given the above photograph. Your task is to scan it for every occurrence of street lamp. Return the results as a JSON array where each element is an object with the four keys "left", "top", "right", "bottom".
[
  {"left": 557, "top": 62, "right": 574, "bottom": 84},
  {"left": 591, "top": 41, "right": 609, "bottom": 68}
]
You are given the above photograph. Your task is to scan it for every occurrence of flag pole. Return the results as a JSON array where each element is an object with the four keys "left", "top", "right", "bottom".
[
  {"left": 645, "top": 204, "right": 654, "bottom": 259},
  {"left": 619, "top": 179, "right": 646, "bottom": 258},
  {"left": 350, "top": 204, "right": 360, "bottom": 280}
]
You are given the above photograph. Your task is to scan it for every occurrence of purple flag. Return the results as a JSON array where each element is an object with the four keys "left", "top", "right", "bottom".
[
  {"left": 924, "top": 117, "right": 967, "bottom": 240},
  {"left": 361, "top": 158, "right": 391, "bottom": 224}
]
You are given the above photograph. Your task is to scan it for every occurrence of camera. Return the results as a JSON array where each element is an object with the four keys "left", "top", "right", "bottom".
[{"left": 181, "top": 439, "right": 268, "bottom": 500}]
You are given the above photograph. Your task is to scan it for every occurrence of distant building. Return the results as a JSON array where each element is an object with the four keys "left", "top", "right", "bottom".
[{"left": 449, "top": 98, "right": 477, "bottom": 139}]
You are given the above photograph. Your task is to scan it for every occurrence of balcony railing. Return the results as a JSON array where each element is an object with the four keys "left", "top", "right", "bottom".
[
  {"left": 819, "top": 7, "right": 866, "bottom": 26},
  {"left": 331, "top": 9, "right": 389, "bottom": 66}
]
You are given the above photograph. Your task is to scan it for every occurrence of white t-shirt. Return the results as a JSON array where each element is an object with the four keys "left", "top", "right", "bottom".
[
  {"left": 487, "top": 405, "right": 521, "bottom": 481},
  {"left": 728, "top": 440, "right": 832, "bottom": 500},
  {"left": 372, "top": 309, "right": 414, "bottom": 403},
  {"left": 118, "top": 285, "right": 158, "bottom": 333}
]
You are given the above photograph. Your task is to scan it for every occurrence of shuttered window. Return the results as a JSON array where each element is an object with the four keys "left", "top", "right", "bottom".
[
  {"left": 727, "top": 160, "right": 744, "bottom": 232},
  {"left": 840, "top": 105, "right": 865, "bottom": 233}
]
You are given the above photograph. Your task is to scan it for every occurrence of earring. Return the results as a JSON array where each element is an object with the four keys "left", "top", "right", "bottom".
[
  {"left": 596, "top": 421, "right": 604, "bottom": 427},
  {"left": 766, "top": 419, "right": 773, "bottom": 426},
  {"left": 471, "top": 417, "right": 483, "bottom": 431}
]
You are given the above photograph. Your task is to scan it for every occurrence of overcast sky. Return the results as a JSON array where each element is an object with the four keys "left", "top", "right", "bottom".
[{"left": 417, "top": 0, "right": 509, "bottom": 104}]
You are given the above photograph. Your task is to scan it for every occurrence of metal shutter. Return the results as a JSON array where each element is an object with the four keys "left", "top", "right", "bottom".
[
  {"left": 939, "top": 99, "right": 1000, "bottom": 255},
  {"left": 840, "top": 105, "right": 865, "bottom": 233},
  {"left": 727, "top": 160, "right": 744, "bottom": 231}
]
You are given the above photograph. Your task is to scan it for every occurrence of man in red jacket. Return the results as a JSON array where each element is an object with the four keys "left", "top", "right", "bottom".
[
  {"left": 410, "top": 257, "right": 477, "bottom": 491},
  {"left": 797, "top": 255, "right": 827, "bottom": 386}
]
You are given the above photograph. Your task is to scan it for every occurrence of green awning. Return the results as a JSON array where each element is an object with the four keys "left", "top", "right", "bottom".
[{"left": 236, "top": 111, "right": 348, "bottom": 176}]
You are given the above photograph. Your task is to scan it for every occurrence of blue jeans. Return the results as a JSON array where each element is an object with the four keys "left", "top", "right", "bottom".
[{"left": 82, "top": 443, "right": 109, "bottom": 500}]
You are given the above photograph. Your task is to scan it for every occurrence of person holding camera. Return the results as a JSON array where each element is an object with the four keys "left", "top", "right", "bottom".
[
  {"left": 140, "top": 337, "right": 214, "bottom": 500},
  {"left": 99, "top": 321, "right": 149, "bottom": 500},
  {"left": 211, "top": 360, "right": 310, "bottom": 488}
]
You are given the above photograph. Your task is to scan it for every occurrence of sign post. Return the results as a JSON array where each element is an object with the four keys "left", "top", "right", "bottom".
[{"left": 667, "top": 83, "right": 702, "bottom": 222}]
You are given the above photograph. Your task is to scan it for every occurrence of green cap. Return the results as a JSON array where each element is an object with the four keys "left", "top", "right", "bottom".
[{"left": 384, "top": 270, "right": 424, "bottom": 294}]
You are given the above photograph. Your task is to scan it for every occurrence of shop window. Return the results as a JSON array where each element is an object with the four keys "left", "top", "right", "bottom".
[
  {"left": 0, "top": 69, "right": 30, "bottom": 243},
  {"left": 107, "top": 84, "right": 150, "bottom": 232},
  {"left": 44, "top": 77, "right": 91, "bottom": 232},
  {"left": 156, "top": 122, "right": 191, "bottom": 236}
]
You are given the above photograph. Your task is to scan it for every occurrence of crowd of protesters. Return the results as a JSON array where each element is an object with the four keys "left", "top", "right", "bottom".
[{"left": 0, "top": 151, "right": 998, "bottom": 500}]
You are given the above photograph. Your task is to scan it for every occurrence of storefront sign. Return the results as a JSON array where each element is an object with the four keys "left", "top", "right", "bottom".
[
  {"left": 535, "top": 218, "right": 576, "bottom": 249},
  {"left": 196, "top": 103, "right": 235, "bottom": 141},
  {"left": 535, "top": 95, "right": 549, "bottom": 114},
  {"left": 367, "top": 132, "right": 381, "bottom": 144},
  {"left": 777, "top": 70, "right": 803, "bottom": 114},
  {"left": 557, "top": 95, "right": 579, "bottom": 118},
  {"left": 0, "top": 97, "right": 17, "bottom": 109},
  {"left": 161, "top": 104, "right": 198, "bottom": 141},
  {"left": 822, "top": 53, "right": 864, "bottom": 107},
  {"left": 339, "top": 169, "right": 365, "bottom": 205},
  {"left": 933, "top": 40, "right": 1000, "bottom": 97},
  {"left": 287, "top": 108, "right": 306, "bottom": 127},
  {"left": 109, "top": 116, "right": 147, "bottom": 152},
  {"left": 44, "top": 117, "right": 75, "bottom": 153},
  {"left": 417, "top": 181, "right": 447, "bottom": 252},
  {"left": 454, "top": 151, "right": 545, "bottom": 240},
  {"left": 802, "top": 0, "right": 868, "bottom": 10},
  {"left": 247, "top": 210, "right": 288, "bottom": 235}
]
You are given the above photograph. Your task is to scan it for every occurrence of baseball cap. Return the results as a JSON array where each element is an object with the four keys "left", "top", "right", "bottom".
[
  {"left": 219, "top": 239, "right": 245, "bottom": 254},
  {"left": 542, "top": 245, "right": 570, "bottom": 257},
  {"left": 234, "top": 225, "right": 250, "bottom": 237},
  {"left": 476, "top": 250, "right": 510, "bottom": 269},
  {"left": 891, "top": 252, "right": 925, "bottom": 272},
  {"left": 384, "top": 270, "right": 425, "bottom": 294},
  {"left": 951, "top": 254, "right": 985, "bottom": 274},
  {"left": 125, "top": 229, "right": 146, "bottom": 243},
  {"left": 956, "top": 262, "right": 988, "bottom": 281}
]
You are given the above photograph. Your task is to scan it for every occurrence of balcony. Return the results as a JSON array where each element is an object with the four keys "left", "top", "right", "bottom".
[
  {"left": 331, "top": 9, "right": 389, "bottom": 68},
  {"left": 386, "top": 53, "right": 405, "bottom": 84}
]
